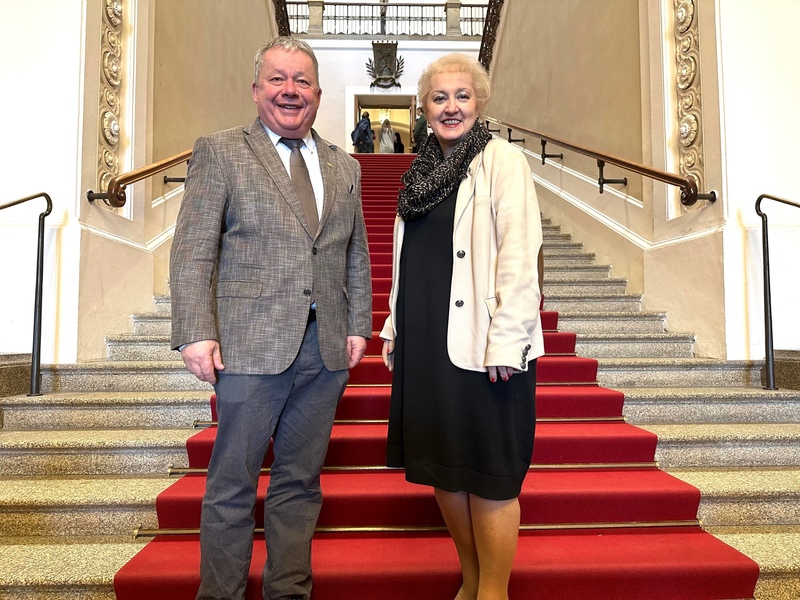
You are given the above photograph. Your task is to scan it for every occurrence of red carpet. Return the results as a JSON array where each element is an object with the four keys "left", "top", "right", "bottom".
[{"left": 115, "top": 153, "right": 758, "bottom": 599}]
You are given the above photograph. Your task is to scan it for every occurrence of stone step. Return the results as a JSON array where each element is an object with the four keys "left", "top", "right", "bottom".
[
  {"left": 542, "top": 234, "right": 583, "bottom": 248},
  {"left": 544, "top": 293, "right": 642, "bottom": 313},
  {"left": 620, "top": 387, "right": 800, "bottom": 424},
  {"left": 0, "top": 391, "right": 211, "bottom": 429},
  {"left": 0, "top": 475, "right": 170, "bottom": 536},
  {"left": 597, "top": 359, "right": 762, "bottom": 388},
  {"left": 107, "top": 336, "right": 179, "bottom": 362},
  {"left": 41, "top": 362, "right": 212, "bottom": 393},
  {"left": 543, "top": 255, "right": 599, "bottom": 267},
  {"left": 557, "top": 312, "right": 666, "bottom": 335},
  {"left": 575, "top": 333, "right": 695, "bottom": 359},
  {"left": 544, "top": 278, "right": 628, "bottom": 295},
  {"left": 0, "top": 535, "right": 146, "bottom": 599},
  {"left": 544, "top": 265, "right": 613, "bottom": 280},
  {"left": 639, "top": 423, "right": 800, "bottom": 468},
  {"left": 666, "top": 467, "right": 800, "bottom": 528},
  {"left": 0, "top": 428, "right": 193, "bottom": 476},
  {"left": 543, "top": 243, "right": 584, "bottom": 255},
  {"left": 706, "top": 526, "right": 800, "bottom": 599},
  {"left": 108, "top": 330, "right": 692, "bottom": 362},
  {"left": 132, "top": 314, "right": 173, "bottom": 336},
  {"left": 153, "top": 295, "right": 171, "bottom": 315}
]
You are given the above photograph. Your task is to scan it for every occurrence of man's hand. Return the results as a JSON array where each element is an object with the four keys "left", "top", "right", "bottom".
[
  {"left": 346, "top": 336, "right": 368, "bottom": 369},
  {"left": 382, "top": 339, "right": 395, "bottom": 372},
  {"left": 180, "top": 340, "right": 225, "bottom": 384},
  {"left": 487, "top": 365, "right": 522, "bottom": 383}
]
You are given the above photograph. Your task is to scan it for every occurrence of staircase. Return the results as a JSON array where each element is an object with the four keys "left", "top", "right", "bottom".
[{"left": 0, "top": 152, "right": 798, "bottom": 598}]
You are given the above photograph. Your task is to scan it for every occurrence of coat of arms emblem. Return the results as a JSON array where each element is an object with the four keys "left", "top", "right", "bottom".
[{"left": 366, "top": 42, "right": 404, "bottom": 89}]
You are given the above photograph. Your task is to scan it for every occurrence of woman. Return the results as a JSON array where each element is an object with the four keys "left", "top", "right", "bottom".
[
  {"left": 393, "top": 131, "right": 404, "bottom": 153},
  {"left": 379, "top": 118, "right": 395, "bottom": 154},
  {"left": 380, "top": 54, "right": 544, "bottom": 600}
]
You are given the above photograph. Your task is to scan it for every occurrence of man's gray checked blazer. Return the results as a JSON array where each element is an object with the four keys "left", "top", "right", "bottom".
[{"left": 170, "top": 118, "right": 373, "bottom": 374}]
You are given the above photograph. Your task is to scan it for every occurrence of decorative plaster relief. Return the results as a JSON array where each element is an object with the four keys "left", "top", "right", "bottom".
[
  {"left": 97, "top": 0, "right": 124, "bottom": 202},
  {"left": 673, "top": 0, "right": 705, "bottom": 205}
]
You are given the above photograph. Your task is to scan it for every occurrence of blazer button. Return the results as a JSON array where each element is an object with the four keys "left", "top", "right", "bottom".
[
  {"left": 455, "top": 300, "right": 464, "bottom": 307},
  {"left": 303, "top": 289, "right": 312, "bottom": 296},
  {"left": 525, "top": 344, "right": 532, "bottom": 350},
  {"left": 312, "top": 247, "right": 318, "bottom": 255},
  {"left": 520, "top": 361, "right": 526, "bottom": 369},
  {"left": 456, "top": 250, "right": 466, "bottom": 258}
]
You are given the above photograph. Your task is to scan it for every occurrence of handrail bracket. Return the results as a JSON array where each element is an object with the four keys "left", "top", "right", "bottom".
[
  {"left": 597, "top": 160, "right": 627, "bottom": 194},
  {"left": 540, "top": 140, "right": 563, "bottom": 165},
  {"left": 507, "top": 127, "right": 524, "bottom": 145}
]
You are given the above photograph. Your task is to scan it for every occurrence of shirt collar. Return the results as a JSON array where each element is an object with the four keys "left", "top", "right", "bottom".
[{"left": 260, "top": 120, "right": 317, "bottom": 154}]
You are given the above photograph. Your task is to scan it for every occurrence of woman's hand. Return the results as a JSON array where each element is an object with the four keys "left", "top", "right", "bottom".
[
  {"left": 382, "top": 339, "right": 395, "bottom": 372},
  {"left": 487, "top": 365, "right": 522, "bottom": 383}
]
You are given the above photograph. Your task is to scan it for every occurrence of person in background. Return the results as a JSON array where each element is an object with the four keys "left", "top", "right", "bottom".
[
  {"left": 380, "top": 119, "right": 395, "bottom": 154},
  {"left": 170, "top": 36, "right": 372, "bottom": 600},
  {"left": 393, "top": 131, "right": 404, "bottom": 154},
  {"left": 352, "top": 111, "right": 374, "bottom": 153},
  {"left": 380, "top": 53, "right": 544, "bottom": 600},
  {"left": 411, "top": 105, "right": 427, "bottom": 153}
]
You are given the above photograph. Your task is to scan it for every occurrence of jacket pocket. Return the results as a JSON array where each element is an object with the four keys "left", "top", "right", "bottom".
[{"left": 216, "top": 281, "right": 263, "bottom": 298}]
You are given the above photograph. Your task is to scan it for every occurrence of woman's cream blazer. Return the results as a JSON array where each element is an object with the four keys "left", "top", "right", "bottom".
[{"left": 380, "top": 138, "right": 544, "bottom": 372}]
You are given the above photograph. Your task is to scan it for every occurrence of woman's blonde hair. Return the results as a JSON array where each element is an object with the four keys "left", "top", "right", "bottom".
[{"left": 417, "top": 53, "right": 492, "bottom": 118}]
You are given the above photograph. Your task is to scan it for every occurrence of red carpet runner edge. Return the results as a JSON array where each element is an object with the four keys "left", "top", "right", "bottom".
[{"left": 114, "top": 153, "right": 758, "bottom": 599}]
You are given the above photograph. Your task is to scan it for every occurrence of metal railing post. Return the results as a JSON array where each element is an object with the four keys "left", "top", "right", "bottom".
[
  {"left": 0, "top": 192, "right": 53, "bottom": 396},
  {"left": 755, "top": 193, "right": 800, "bottom": 390}
]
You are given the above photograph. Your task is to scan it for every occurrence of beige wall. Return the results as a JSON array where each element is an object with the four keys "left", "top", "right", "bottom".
[
  {"left": 147, "top": 0, "right": 278, "bottom": 298},
  {"left": 75, "top": 0, "right": 278, "bottom": 361},
  {"left": 488, "top": 0, "right": 643, "bottom": 199},
  {"left": 484, "top": 0, "right": 737, "bottom": 357}
]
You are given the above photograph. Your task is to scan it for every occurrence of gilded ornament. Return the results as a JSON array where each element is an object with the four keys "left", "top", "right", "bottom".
[
  {"left": 675, "top": 0, "right": 694, "bottom": 34},
  {"left": 683, "top": 149, "right": 697, "bottom": 168},
  {"left": 678, "top": 114, "right": 698, "bottom": 147},
  {"left": 103, "top": 51, "right": 122, "bottom": 87},
  {"left": 681, "top": 93, "right": 694, "bottom": 110},
  {"left": 677, "top": 57, "right": 696, "bottom": 90},
  {"left": 105, "top": 30, "right": 120, "bottom": 52},
  {"left": 102, "top": 111, "right": 121, "bottom": 145},
  {"left": 104, "top": 89, "right": 119, "bottom": 112},
  {"left": 105, "top": 0, "right": 123, "bottom": 28}
]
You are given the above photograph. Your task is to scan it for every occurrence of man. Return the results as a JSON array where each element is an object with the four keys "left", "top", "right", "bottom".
[
  {"left": 351, "top": 111, "right": 374, "bottom": 153},
  {"left": 412, "top": 105, "right": 427, "bottom": 153},
  {"left": 170, "top": 36, "right": 372, "bottom": 600}
]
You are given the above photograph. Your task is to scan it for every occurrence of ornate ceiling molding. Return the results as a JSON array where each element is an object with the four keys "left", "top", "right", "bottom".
[
  {"left": 97, "top": 0, "right": 124, "bottom": 202},
  {"left": 673, "top": 0, "right": 705, "bottom": 200}
]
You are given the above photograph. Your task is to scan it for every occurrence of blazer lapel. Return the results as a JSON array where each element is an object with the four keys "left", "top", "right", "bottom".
[
  {"left": 243, "top": 118, "right": 315, "bottom": 237},
  {"left": 454, "top": 150, "right": 482, "bottom": 227}
]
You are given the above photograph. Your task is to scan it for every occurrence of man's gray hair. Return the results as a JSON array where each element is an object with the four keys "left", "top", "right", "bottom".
[{"left": 254, "top": 36, "right": 320, "bottom": 84}]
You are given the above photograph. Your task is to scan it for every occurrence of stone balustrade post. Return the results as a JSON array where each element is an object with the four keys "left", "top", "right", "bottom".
[
  {"left": 308, "top": 0, "right": 324, "bottom": 35},
  {"left": 445, "top": 1, "right": 462, "bottom": 37}
]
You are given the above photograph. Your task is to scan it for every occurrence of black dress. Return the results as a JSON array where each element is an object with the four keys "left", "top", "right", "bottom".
[{"left": 386, "top": 189, "right": 536, "bottom": 501}]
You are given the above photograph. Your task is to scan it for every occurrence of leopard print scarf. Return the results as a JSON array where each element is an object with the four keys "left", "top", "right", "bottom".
[{"left": 397, "top": 121, "right": 492, "bottom": 221}]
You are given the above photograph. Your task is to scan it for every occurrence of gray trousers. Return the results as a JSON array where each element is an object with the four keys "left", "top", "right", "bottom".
[{"left": 196, "top": 321, "right": 349, "bottom": 600}]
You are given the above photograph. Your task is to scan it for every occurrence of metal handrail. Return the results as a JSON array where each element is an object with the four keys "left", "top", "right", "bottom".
[
  {"left": 0, "top": 193, "right": 53, "bottom": 396},
  {"left": 486, "top": 117, "right": 717, "bottom": 207},
  {"left": 755, "top": 193, "right": 800, "bottom": 390},
  {"left": 86, "top": 149, "right": 192, "bottom": 208}
]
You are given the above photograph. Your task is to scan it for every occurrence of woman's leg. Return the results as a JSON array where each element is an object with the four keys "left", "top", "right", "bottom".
[
  {"left": 434, "top": 488, "right": 480, "bottom": 600},
  {"left": 469, "top": 495, "right": 520, "bottom": 600}
]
